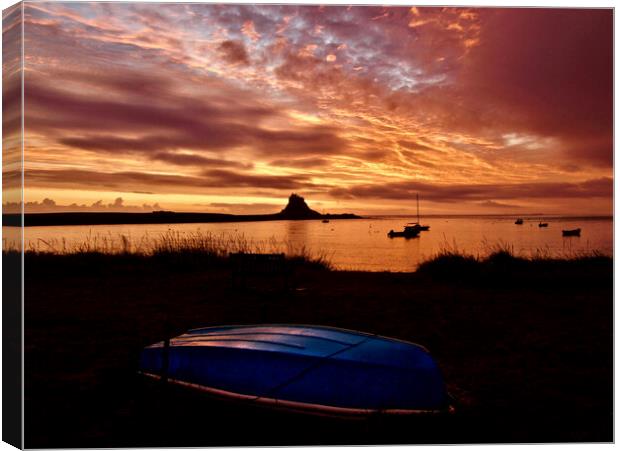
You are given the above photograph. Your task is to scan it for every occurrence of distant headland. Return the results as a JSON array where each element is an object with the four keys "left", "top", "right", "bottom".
[{"left": 5, "top": 194, "right": 361, "bottom": 227}]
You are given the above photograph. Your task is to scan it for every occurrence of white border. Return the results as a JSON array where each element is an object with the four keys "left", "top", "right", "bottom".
[{"left": 0, "top": 2, "right": 615, "bottom": 451}]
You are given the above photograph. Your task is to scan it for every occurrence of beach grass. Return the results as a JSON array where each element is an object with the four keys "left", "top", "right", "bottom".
[
  {"left": 13, "top": 237, "right": 612, "bottom": 447},
  {"left": 13, "top": 230, "right": 334, "bottom": 270},
  {"left": 417, "top": 240, "right": 611, "bottom": 283},
  {"left": 9, "top": 231, "right": 610, "bottom": 275},
  {"left": 8, "top": 230, "right": 613, "bottom": 446}
]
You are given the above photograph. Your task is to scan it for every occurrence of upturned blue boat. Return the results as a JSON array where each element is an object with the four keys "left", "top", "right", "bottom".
[{"left": 139, "top": 324, "right": 452, "bottom": 417}]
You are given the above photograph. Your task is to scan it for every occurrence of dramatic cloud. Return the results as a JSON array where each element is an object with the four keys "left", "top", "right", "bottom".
[
  {"left": 3, "top": 3, "right": 23, "bottom": 206},
  {"left": 151, "top": 153, "right": 253, "bottom": 169},
  {"left": 9, "top": 3, "right": 612, "bottom": 214},
  {"left": 329, "top": 177, "right": 613, "bottom": 203},
  {"left": 24, "top": 168, "right": 317, "bottom": 193},
  {"left": 218, "top": 40, "right": 250, "bottom": 65},
  {"left": 269, "top": 157, "right": 331, "bottom": 168}
]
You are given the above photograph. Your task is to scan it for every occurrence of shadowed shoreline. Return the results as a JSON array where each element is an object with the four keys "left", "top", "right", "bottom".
[
  {"left": 4, "top": 194, "right": 362, "bottom": 226},
  {"left": 4, "top": 211, "right": 362, "bottom": 227},
  {"left": 19, "top": 249, "right": 612, "bottom": 447}
]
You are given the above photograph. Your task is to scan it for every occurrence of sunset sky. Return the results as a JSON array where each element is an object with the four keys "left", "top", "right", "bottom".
[{"left": 4, "top": 3, "right": 613, "bottom": 215}]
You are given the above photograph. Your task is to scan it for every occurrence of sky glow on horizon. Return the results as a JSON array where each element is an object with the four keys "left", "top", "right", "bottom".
[{"left": 2, "top": 3, "right": 613, "bottom": 215}]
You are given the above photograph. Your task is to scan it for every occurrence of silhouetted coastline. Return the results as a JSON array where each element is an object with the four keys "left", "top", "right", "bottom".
[{"left": 4, "top": 194, "right": 362, "bottom": 227}]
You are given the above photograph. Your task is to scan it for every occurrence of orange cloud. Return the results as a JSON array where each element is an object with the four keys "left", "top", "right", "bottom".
[
  {"left": 241, "top": 20, "right": 260, "bottom": 42},
  {"left": 14, "top": 4, "right": 612, "bottom": 215}
]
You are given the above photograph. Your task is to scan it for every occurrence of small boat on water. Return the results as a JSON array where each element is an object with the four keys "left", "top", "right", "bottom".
[
  {"left": 139, "top": 324, "right": 451, "bottom": 417},
  {"left": 388, "top": 223, "right": 421, "bottom": 238},
  {"left": 515, "top": 218, "right": 524, "bottom": 225},
  {"left": 538, "top": 222, "right": 548, "bottom": 227},
  {"left": 322, "top": 219, "right": 330, "bottom": 223},
  {"left": 562, "top": 228, "right": 581, "bottom": 237}
]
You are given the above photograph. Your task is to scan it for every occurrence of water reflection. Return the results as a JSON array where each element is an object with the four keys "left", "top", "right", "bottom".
[{"left": 15, "top": 216, "right": 613, "bottom": 272}]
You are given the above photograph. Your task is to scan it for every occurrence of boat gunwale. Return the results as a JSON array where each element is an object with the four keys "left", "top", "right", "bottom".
[
  {"left": 139, "top": 371, "right": 453, "bottom": 418},
  {"left": 180, "top": 330, "right": 356, "bottom": 346}
]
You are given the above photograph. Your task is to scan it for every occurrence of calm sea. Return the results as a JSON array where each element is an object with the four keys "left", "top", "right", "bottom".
[{"left": 10, "top": 215, "right": 613, "bottom": 272}]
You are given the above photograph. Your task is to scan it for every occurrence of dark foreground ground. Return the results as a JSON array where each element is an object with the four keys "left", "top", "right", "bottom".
[{"left": 20, "top": 252, "right": 612, "bottom": 447}]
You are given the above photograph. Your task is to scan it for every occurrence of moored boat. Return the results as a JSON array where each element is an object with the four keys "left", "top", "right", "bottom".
[
  {"left": 538, "top": 222, "right": 548, "bottom": 227},
  {"left": 388, "top": 224, "right": 421, "bottom": 238},
  {"left": 515, "top": 218, "right": 523, "bottom": 225},
  {"left": 139, "top": 324, "right": 451, "bottom": 417},
  {"left": 562, "top": 228, "right": 581, "bottom": 237}
]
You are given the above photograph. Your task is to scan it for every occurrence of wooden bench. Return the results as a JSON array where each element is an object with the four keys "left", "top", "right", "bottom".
[{"left": 229, "top": 252, "right": 292, "bottom": 291}]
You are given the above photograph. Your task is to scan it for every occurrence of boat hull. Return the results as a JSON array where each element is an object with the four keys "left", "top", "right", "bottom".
[
  {"left": 387, "top": 231, "right": 419, "bottom": 238},
  {"left": 562, "top": 228, "right": 581, "bottom": 237},
  {"left": 388, "top": 227, "right": 420, "bottom": 238},
  {"left": 139, "top": 325, "right": 450, "bottom": 417}
]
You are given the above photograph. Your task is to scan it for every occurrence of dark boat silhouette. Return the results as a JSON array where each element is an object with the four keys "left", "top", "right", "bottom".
[
  {"left": 562, "top": 228, "right": 581, "bottom": 237},
  {"left": 538, "top": 222, "right": 548, "bottom": 227},
  {"left": 139, "top": 324, "right": 452, "bottom": 417},
  {"left": 515, "top": 218, "right": 524, "bottom": 225},
  {"left": 388, "top": 223, "right": 421, "bottom": 238}
]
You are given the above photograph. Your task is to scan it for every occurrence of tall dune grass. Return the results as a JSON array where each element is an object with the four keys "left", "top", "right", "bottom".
[
  {"left": 422, "top": 237, "right": 611, "bottom": 265},
  {"left": 5, "top": 232, "right": 610, "bottom": 273},
  {"left": 418, "top": 238, "right": 611, "bottom": 281},
  {"left": 13, "top": 230, "right": 333, "bottom": 269}
]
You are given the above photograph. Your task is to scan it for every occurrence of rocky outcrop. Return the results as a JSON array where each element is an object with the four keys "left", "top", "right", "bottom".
[{"left": 278, "top": 194, "right": 322, "bottom": 219}]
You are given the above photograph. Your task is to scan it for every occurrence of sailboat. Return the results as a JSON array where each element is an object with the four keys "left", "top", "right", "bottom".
[
  {"left": 412, "top": 193, "right": 430, "bottom": 231},
  {"left": 386, "top": 193, "right": 429, "bottom": 238}
]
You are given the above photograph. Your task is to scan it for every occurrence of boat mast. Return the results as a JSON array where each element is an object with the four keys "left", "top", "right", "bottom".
[{"left": 416, "top": 193, "right": 420, "bottom": 224}]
